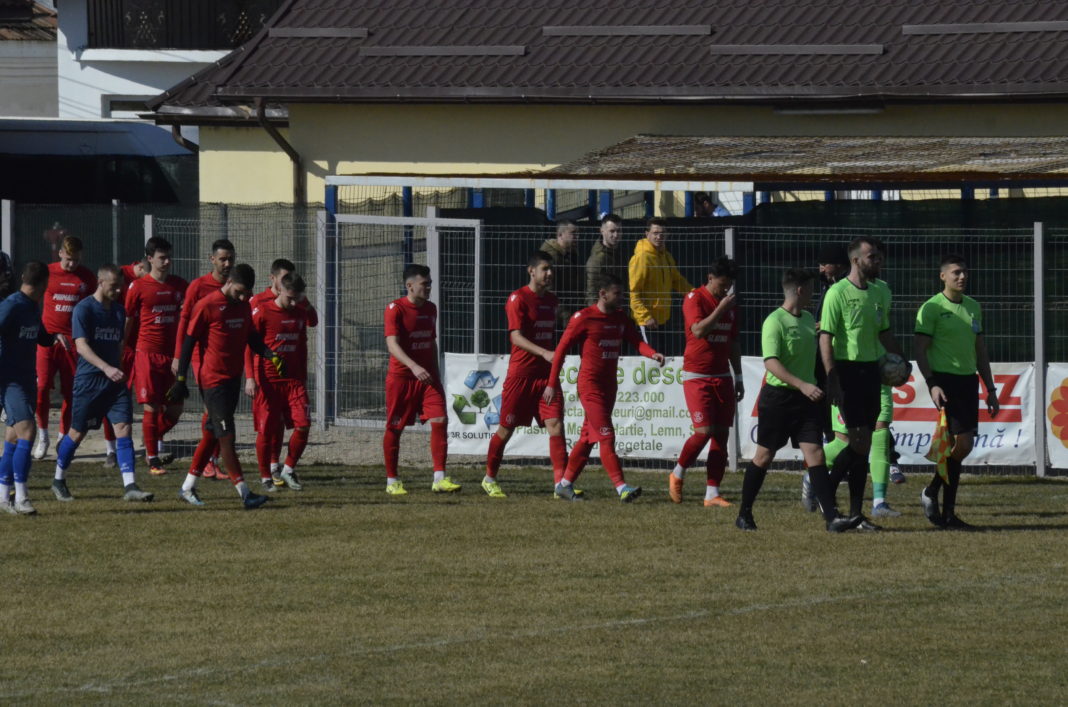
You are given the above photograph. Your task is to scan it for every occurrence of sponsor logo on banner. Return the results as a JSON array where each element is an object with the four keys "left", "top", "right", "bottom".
[
  {"left": 445, "top": 354, "right": 1039, "bottom": 466},
  {"left": 1046, "top": 363, "right": 1068, "bottom": 468}
]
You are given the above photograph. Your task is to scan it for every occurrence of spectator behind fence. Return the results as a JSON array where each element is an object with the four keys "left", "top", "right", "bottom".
[
  {"left": 628, "top": 217, "right": 693, "bottom": 350},
  {"left": 0, "top": 249, "right": 15, "bottom": 299},
  {"left": 694, "top": 192, "right": 716, "bottom": 218},
  {"left": 539, "top": 219, "right": 581, "bottom": 325},
  {"left": 585, "top": 213, "right": 627, "bottom": 304}
]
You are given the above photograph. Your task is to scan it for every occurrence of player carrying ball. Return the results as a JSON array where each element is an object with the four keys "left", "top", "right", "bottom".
[
  {"left": 547, "top": 274, "right": 664, "bottom": 502},
  {"left": 669, "top": 256, "right": 743, "bottom": 507},
  {"left": 483, "top": 252, "right": 570, "bottom": 498},
  {"left": 382, "top": 264, "right": 457, "bottom": 495}
]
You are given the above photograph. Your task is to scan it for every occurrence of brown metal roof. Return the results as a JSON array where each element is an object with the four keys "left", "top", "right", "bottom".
[
  {"left": 150, "top": 0, "right": 1068, "bottom": 112},
  {"left": 0, "top": 1, "right": 55, "bottom": 42},
  {"left": 541, "top": 135, "right": 1068, "bottom": 184}
]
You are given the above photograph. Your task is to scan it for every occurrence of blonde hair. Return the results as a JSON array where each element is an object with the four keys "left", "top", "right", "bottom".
[{"left": 59, "top": 235, "right": 83, "bottom": 256}]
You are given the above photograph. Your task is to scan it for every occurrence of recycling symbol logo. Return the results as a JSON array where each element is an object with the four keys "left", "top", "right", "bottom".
[{"left": 453, "top": 369, "right": 501, "bottom": 429}]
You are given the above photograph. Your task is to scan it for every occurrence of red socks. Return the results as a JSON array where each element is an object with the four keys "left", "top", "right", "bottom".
[
  {"left": 383, "top": 427, "right": 401, "bottom": 478},
  {"left": 564, "top": 437, "right": 593, "bottom": 483},
  {"left": 706, "top": 437, "right": 727, "bottom": 486},
  {"left": 143, "top": 410, "right": 160, "bottom": 457},
  {"left": 486, "top": 433, "right": 506, "bottom": 478},
  {"left": 190, "top": 432, "right": 214, "bottom": 476},
  {"left": 430, "top": 422, "right": 447, "bottom": 471},
  {"left": 256, "top": 431, "right": 272, "bottom": 477},
  {"left": 548, "top": 434, "right": 567, "bottom": 484},
  {"left": 599, "top": 436, "right": 625, "bottom": 487},
  {"left": 285, "top": 428, "right": 309, "bottom": 468},
  {"left": 677, "top": 431, "right": 711, "bottom": 469}
]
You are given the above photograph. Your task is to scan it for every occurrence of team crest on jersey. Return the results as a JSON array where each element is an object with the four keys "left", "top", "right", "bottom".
[
  {"left": 388, "top": 303, "right": 395, "bottom": 309},
  {"left": 506, "top": 413, "right": 516, "bottom": 425},
  {"left": 599, "top": 426, "right": 611, "bottom": 436},
  {"left": 573, "top": 311, "right": 583, "bottom": 319}
]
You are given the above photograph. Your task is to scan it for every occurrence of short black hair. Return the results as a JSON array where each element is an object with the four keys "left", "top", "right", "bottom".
[
  {"left": 601, "top": 213, "right": 622, "bottom": 226},
  {"left": 646, "top": 217, "right": 667, "bottom": 231},
  {"left": 598, "top": 273, "right": 624, "bottom": 292},
  {"left": 229, "top": 262, "right": 255, "bottom": 289},
  {"left": 708, "top": 255, "right": 738, "bottom": 280},
  {"left": 271, "top": 258, "right": 296, "bottom": 274},
  {"left": 211, "top": 239, "right": 236, "bottom": 255},
  {"left": 145, "top": 236, "right": 172, "bottom": 259},
  {"left": 21, "top": 260, "right": 48, "bottom": 288},
  {"left": 694, "top": 191, "right": 712, "bottom": 204},
  {"left": 782, "top": 268, "right": 815, "bottom": 289},
  {"left": 527, "top": 251, "right": 553, "bottom": 269},
  {"left": 940, "top": 253, "right": 968, "bottom": 269},
  {"left": 404, "top": 263, "right": 430, "bottom": 281},
  {"left": 280, "top": 272, "right": 306, "bottom": 294},
  {"left": 817, "top": 243, "right": 849, "bottom": 267},
  {"left": 97, "top": 263, "right": 121, "bottom": 280},
  {"left": 847, "top": 236, "right": 880, "bottom": 259},
  {"left": 555, "top": 219, "right": 577, "bottom": 236}
]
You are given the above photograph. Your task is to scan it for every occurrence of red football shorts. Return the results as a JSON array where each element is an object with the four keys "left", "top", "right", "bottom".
[
  {"left": 134, "top": 350, "right": 177, "bottom": 404},
  {"left": 36, "top": 340, "right": 76, "bottom": 394},
  {"left": 385, "top": 374, "right": 446, "bottom": 430},
  {"left": 576, "top": 380, "right": 615, "bottom": 443},
  {"left": 499, "top": 375, "right": 563, "bottom": 429},
  {"left": 121, "top": 346, "right": 135, "bottom": 386},
  {"left": 257, "top": 379, "right": 311, "bottom": 431},
  {"left": 683, "top": 376, "right": 736, "bottom": 428}
]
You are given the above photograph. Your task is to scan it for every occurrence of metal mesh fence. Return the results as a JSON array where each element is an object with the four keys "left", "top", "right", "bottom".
[
  {"left": 2, "top": 200, "right": 1061, "bottom": 470},
  {"left": 733, "top": 226, "right": 1036, "bottom": 361}
]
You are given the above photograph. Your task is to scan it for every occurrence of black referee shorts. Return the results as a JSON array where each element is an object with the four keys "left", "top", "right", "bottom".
[
  {"left": 930, "top": 372, "right": 980, "bottom": 435},
  {"left": 835, "top": 360, "right": 881, "bottom": 430},
  {"left": 756, "top": 384, "right": 824, "bottom": 451},
  {"left": 202, "top": 379, "right": 241, "bottom": 439}
]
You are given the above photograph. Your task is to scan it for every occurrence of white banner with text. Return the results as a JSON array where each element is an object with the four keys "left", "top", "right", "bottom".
[{"left": 444, "top": 354, "right": 1036, "bottom": 466}]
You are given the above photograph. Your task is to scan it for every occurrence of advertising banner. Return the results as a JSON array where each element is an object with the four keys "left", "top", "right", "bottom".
[
  {"left": 1046, "top": 362, "right": 1068, "bottom": 468},
  {"left": 445, "top": 354, "right": 1036, "bottom": 466}
]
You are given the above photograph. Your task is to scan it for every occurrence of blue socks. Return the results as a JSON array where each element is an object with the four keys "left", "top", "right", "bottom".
[
  {"left": 117, "top": 437, "right": 136, "bottom": 486},
  {"left": 13, "top": 439, "right": 31, "bottom": 484},
  {"left": 56, "top": 434, "right": 79, "bottom": 472},
  {"left": 0, "top": 440, "right": 15, "bottom": 486}
]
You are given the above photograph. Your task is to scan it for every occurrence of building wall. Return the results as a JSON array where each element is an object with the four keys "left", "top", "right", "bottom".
[
  {"left": 198, "top": 101, "right": 1068, "bottom": 204},
  {"left": 0, "top": 40, "right": 57, "bottom": 116},
  {"left": 57, "top": 2, "right": 226, "bottom": 120},
  {"left": 199, "top": 126, "right": 295, "bottom": 204}
]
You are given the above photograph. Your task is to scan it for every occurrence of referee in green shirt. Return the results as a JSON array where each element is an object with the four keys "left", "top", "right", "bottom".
[
  {"left": 820, "top": 237, "right": 908, "bottom": 530},
  {"left": 737, "top": 269, "right": 855, "bottom": 532},
  {"left": 914, "top": 254, "right": 998, "bottom": 530}
]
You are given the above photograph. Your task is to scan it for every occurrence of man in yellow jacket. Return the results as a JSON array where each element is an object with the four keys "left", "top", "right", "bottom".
[{"left": 628, "top": 218, "right": 693, "bottom": 350}]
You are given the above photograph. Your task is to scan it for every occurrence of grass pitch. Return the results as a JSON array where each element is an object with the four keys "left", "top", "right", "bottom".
[{"left": 1, "top": 462, "right": 1066, "bottom": 704}]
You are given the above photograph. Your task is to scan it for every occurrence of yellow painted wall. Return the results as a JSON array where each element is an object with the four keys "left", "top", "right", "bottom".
[
  {"left": 198, "top": 102, "right": 1068, "bottom": 204},
  {"left": 199, "top": 126, "right": 295, "bottom": 203}
]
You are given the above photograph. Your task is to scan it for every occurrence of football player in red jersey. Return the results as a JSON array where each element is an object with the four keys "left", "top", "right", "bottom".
[
  {"left": 167, "top": 263, "right": 284, "bottom": 509},
  {"left": 247, "top": 272, "right": 316, "bottom": 494},
  {"left": 483, "top": 252, "right": 570, "bottom": 498},
  {"left": 125, "top": 237, "right": 188, "bottom": 475},
  {"left": 382, "top": 264, "right": 457, "bottom": 496},
  {"left": 669, "top": 256, "right": 744, "bottom": 507},
  {"left": 33, "top": 236, "right": 96, "bottom": 461},
  {"left": 174, "top": 239, "right": 235, "bottom": 479},
  {"left": 547, "top": 274, "right": 664, "bottom": 502},
  {"left": 245, "top": 258, "right": 297, "bottom": 487}
]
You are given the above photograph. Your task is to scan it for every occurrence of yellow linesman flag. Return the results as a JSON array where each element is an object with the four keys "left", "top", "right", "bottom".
[{"left": 925, "top": 409, "right": 952, "bottom": 484}]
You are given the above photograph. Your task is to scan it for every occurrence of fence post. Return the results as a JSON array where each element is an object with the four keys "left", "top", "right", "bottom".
[
  {"left": 402, "top": 185, "right": 414, "bottom": 268},
  {"left": 545, "top": 189, "right": 556, "bottom": 219},
  {"left": 426, "top": 207, "right": 443, "bottom": 372},
  {"left": 314, "top": 210, "right": 328, "bottom": 432},
  {"left": 324, "top": 187, "right": 338, "bottom": 423},
  {"left": 473, "top": 224, "right": 482, "bottom": 356},
  {"left": 111, "top": 199, "right": 120, "bottom": 265},
  {"left": 143, "top": 214, "right": 153, "bottom": 244},
  {"left": 724, "top": 226, "right": 740, "bottom": 471},
  {"left": 1034, "top": 221, "right": 1047, "bottom": 477},
  {"left": 1, "top": 200, "right": 11, "bottom": 256}
]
